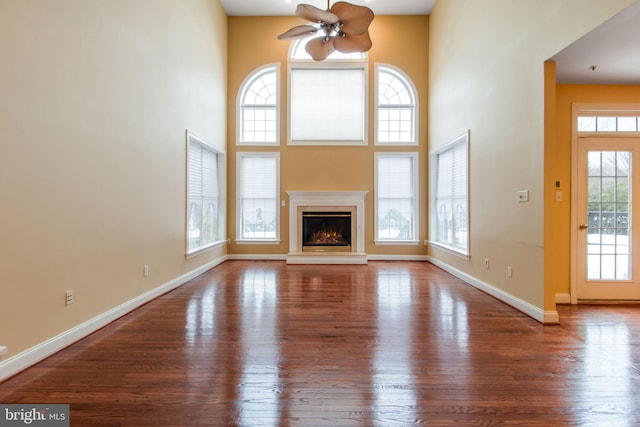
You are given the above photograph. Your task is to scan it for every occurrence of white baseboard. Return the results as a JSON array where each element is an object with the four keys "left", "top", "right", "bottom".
[
  {"left": 227, "top": 254, "right": 431, "bottom": 263},
  {"left": 0, "top": 255, "right": 228, "bottom": 383},
  {"left": 367, "top": 254, "right": 430, "bottom": 262},
  {"left": 556, "top": 293, "right": 571, "bottom": 304},
  {"left": 227, "top": 254, "right": 287, "bottom": 261},
  {"left": 426, "top": 256, "right": 559, "bottom": 324}
]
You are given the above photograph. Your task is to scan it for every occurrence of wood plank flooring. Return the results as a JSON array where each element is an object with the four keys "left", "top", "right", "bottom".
[{"left": 1, "top": 261, "right": 639, "bottom": 426}]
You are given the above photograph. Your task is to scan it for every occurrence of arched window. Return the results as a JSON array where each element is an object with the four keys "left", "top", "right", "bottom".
[
  {"left": 237, "top": 64, "right": 279, "bottom": 145},
  {"left": 376, "top": 65, "right": 418, "bottom": 145},
  {"left": 288, "top": 39, "right": 368, "bottom": 145}
]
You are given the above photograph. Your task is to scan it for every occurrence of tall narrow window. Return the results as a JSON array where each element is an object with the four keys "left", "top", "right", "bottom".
[
  {"left": 238, "top": 64, "right": 279, "bottom": 145},
  {"left": 430, "top": 132, "right": 469, "bottom": 255},
  {"left": 376, "top": 65, "right": 418, "bottom": 145},
  {"left": 375, "top": 153, "right": 419, "bottom": 243},
  {"left": 236, "top": 153, "right": 280, "bottom": 242},
  {"left": 187, "top": 131, "right": 225, "bottom": 254}
]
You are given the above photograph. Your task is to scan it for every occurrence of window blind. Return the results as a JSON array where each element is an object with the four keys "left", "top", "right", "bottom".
[
  {"left": 187, "top": 137, "right": 220, "bottom": 252},
  {"left": 435, "top": 139, "right": 468, "bottom": 250},
  {"left": 376, "top": 154, "right": 416, "bottom": 240},
  {"left": 239, "top": 155, "right": 278, "bottom": 240},
  {"left": 290, "top": 68, "right": 365, "bottom": 141}
]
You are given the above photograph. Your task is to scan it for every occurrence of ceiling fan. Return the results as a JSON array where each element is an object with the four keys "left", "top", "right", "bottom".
[{"left": 277, "top": 1, "right": 375, "bottom": 61}]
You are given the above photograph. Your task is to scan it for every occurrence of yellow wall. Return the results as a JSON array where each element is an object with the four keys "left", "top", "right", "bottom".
[
  {"left": 227, "top": 16, "right": 429, "bottom": 256},
  {"left": 548, "top": 84, "right": 640, "bottom": 297},
  {"left": 428, "top": 0, "right": 634, "bottom": 321},
  {"left": 0, "top": 0, "right": 227, "bottom": 361}
]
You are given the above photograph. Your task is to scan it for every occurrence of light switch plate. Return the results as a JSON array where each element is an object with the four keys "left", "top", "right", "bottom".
[{"left": 517, "top": 190, "right": 529, "bottom": 202}]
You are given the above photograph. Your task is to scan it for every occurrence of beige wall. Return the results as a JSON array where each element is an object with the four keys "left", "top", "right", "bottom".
[
  {"left": 428, "top": 0, "right": 634, "bottom": 319},
  {"left": 0, "top": 0, "right": 227, "bottom": 360},
  {"left": 548, "top": 84, "right": 640, "bottom": 297},
  {"left": 227, "top": 16, "right": 429, "bottom": 257}
]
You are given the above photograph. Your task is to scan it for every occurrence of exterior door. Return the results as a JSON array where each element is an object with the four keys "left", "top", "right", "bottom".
[{"left": 576, "top": 137, "right": 640, "bottom": 300}]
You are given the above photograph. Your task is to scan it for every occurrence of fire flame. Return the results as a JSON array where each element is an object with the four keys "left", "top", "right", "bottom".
[{"left": 309, "top": 229, "right": 344, "bottom": 244}]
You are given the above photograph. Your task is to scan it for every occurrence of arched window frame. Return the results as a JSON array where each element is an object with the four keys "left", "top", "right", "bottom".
[
  {"left": 287, "top": 39, "right": 369, "bottom": 146},
  {"left": 237, "top": 63, "right": 280, "bottom": 146},
  {"left": 375, "top": 64, "right": 419, "bottom": 146}
]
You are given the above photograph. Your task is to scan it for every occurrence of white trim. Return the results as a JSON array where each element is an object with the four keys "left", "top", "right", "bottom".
[
  {"left": 227, "top": 254, "right": 287, "bottom": 261},
  {"left": 556, "top": 293, "right": 571, "bottom": 304},
  {"left": 0, "top": 256, "right": 228, "bottom": 382},
  {"left": 287, "top": 62, "right": 369, "bottom": 146},
  {"left": 426, "top": 240, "right": 471, "bottom": 260},
  {"left": 286, "top": 190, "right": 367, "bottom": 254},
  {"left": 373, "top": 240, "right": 420, "bottom": 246},
  {"left": 426, "top": 256, "right": 558, "bottom": 324},
  {"left": 367, "top": 254, "right": 430, "bottom": 262},
  {"left": 374, "top": 63, "right": 419, "bottom": 146},
  {"left": 287, "top": 253, "right": 368, "bottom": 265},
  {"left": 571, "top": 103, "right": 640, "bottom": 304},
  {"left": 236, "top": 63, "right": 280, "bottom": 146},
  {"left": 185, "top": 130, "right": 227, "bottom": 256},
  {"left": 429, "top": 130, "right": 470, "bottom": 256},
  {"left": 185, "top": 239, "right": 227, "bottom": 259},
  {"left": 374, "top": 152, "right": 419, "bottom": 242},
  {"left": 235, "top": 239, "right": 281, "bottom": 245},
  {"left": 236, "top": 152, "right": 281, "bottom": 242}
]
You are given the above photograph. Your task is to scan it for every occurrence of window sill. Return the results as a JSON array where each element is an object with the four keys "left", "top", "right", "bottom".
[
  {"left": 374, "top": 239, "right": 420, "bottom": 246},
  {"left": 186, "top": 239, "right": 228, "bottom": 259},
  {"left": 235, "top": 239, "right": 282, "bottom": 245},
  {"left": 426, "top": 240, "right": 470, "bottom": 260}
]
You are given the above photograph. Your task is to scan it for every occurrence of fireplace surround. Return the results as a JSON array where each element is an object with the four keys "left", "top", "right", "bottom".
[{"left": 286, "top": 191, "right": 367, "bottom": 264}]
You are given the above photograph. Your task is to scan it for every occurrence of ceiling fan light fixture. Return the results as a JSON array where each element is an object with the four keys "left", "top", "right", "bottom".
[{"left": 277, "top": 1, "right": 375, "bottom": 61}]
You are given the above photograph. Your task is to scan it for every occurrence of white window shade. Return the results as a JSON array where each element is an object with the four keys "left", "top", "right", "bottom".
[
  {"left": 431, "top": 132, "right": 469, "bottom": 254},
  {"left": 375, "top": 153, "right": 418, "bottom": 241},
  {"left": 187, "top": 132, "right": 224, "bottom": 254},
  {"left": 290, "top": 68, "right": 365, "bottom": 143},
  {"left": 238, "top": 154, "right": 279, "bottom": 241}
]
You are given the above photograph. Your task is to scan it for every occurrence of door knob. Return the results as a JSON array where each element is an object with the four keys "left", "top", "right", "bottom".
[{"left": 579, "top": 224, "right": 588, "bottom": 230}]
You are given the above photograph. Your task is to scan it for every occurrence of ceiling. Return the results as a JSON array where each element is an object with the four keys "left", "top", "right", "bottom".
[
  {"left": 219, "top": 0, "right": 640, "bottom": 86},
  {"left": 219, "top": 0, "right": 436, "bottom": 16},
  {"left": 551, "top": 0, "right": 640, "bottom": 85}
]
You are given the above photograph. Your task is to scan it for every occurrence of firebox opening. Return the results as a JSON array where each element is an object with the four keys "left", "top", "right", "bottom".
[{"left": 302, "top": 211, "right": 352, "bottom": 252}]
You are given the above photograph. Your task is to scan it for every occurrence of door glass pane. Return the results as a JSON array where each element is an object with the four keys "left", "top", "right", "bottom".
[
  {"left": 586, "top": 151, "right": 631, "bottom": 280},
  {"left": 586, "top": 151, "right": 632, "bottom": 280}
]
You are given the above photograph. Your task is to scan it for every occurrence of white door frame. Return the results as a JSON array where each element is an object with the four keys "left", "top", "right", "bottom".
[{"left": 570, "top": 103, "right": 640, "bottom": 304}]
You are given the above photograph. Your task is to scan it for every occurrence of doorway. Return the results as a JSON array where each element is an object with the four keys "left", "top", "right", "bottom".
[{"left": 575, "top": 137, "right": 640, "bottom": 301}]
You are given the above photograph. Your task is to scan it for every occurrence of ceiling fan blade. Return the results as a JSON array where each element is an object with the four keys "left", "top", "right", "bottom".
[
  {"left": 277, "top": 25, "right": 319, "bottom": 40},
  {"left": 333, "top": 32, "right": 372, "bottom": 53},
  {"left": 330, "top": 1, "right": 374, "bottom": 35},
  {"left": 305, "top": 36, "right": 336, "bottom": 61},
  {"left": 296, "top": 4, "right": 339, "bottom": 24}
]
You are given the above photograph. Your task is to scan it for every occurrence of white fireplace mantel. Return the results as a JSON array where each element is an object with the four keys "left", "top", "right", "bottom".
[{"left": 286, "top": 191, "right": 368, "bottom": 264}]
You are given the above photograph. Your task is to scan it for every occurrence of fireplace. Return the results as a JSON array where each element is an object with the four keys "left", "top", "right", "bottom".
[
  {"left": 302, "top": 212, "right": 352, "bottom": 252},
  {"left": 286, "top": 191, "right": 368, "bottom": 264}
]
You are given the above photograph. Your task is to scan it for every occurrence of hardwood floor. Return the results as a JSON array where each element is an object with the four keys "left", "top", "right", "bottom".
[{"left": 1, "top": 261, "right": 639, "bottom": 426}]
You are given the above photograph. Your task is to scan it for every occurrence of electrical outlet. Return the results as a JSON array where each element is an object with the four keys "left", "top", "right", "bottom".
[
  {"left": 143, "top": 265, "right": 150, "bottom": 277},
  {"left": 507, "top": 266, "right": 513, "bottom": 278},
  {"left": 65, "top": 290, "right": 74, "bottom": 306},
  {"left": 0, "top": 346, "right": 7, "bottom": 357},
  {"left": 484, "top": 259, "right": 490, "bottom": 269}
]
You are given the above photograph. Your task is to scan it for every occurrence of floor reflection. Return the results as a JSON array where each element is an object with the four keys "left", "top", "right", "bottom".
[
  {"left": 374, "top": 268, "right": 417, "bottom": 425},
  {"left": 575, "top": 321, "right": 636, "bottom": 425},
  {"left": 185, "top": 286, "right": 217, "bottom": 347},
  {"left": 238, "top": 268, "right": 281, "bottom": 425}
]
